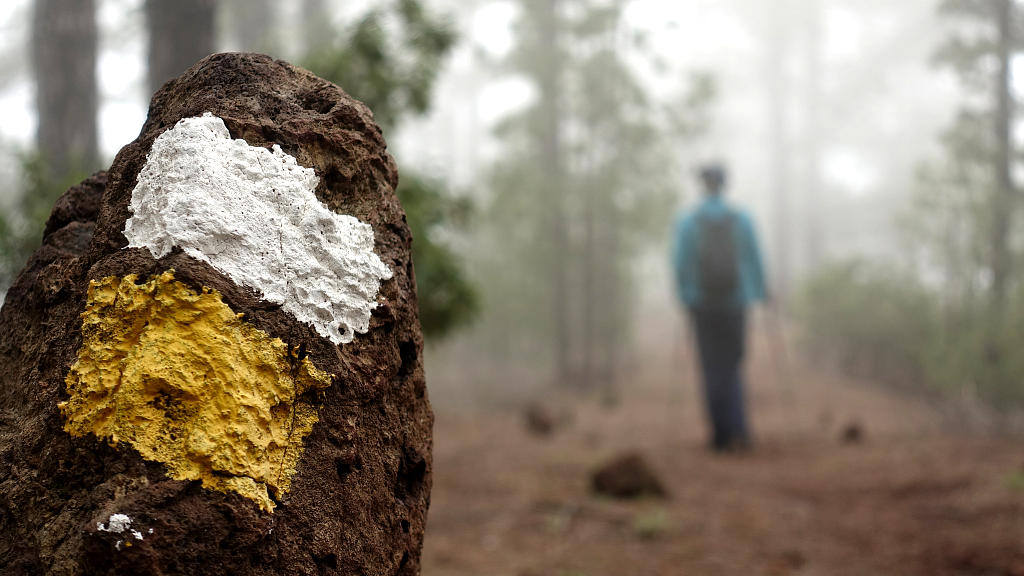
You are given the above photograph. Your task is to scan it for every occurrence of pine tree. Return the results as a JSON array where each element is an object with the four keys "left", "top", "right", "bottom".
[
  {"left": 2, "top": 0, "right": 99, "bottom": 290},
  {"left": 929, "top": 0, "right": 1018, "bottom": 321},
  {"left": 146, "top": 0, "right": 217, "bottom": 95},
  {"left": 222, "top": 0, "right": 274, "bottom": 54},
  {"left": 903, "top": 0, "right": 1021, "bottom": 401},
  {"left": 32, "top": 0, "right": 98, "bottom": 181},
  {"left": 474, "top": 0, "right": 711, "bottom": 390}
]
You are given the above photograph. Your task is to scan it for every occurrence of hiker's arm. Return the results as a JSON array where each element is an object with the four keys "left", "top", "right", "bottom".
[
  {"left": 742, "top": 214, "right": 768, "bottom": 303},
  {"left": 671, "top": 214, "right": 698, "bottom": 307}
]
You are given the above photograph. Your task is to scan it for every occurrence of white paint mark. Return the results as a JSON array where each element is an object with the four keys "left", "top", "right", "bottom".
[
  {"left": 124, "top": 113, "right": 393, "bottom": 345},
  {"left": 97, "top": 513, "right": 132, "bottom": 534},
  {"left": 98, "top": 513, "right": 146, "bottom": 546}
]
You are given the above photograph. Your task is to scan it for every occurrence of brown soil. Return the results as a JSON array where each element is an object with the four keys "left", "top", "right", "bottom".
[{"left": 422, "top": 327, "right": 1024, "bottom": 576}]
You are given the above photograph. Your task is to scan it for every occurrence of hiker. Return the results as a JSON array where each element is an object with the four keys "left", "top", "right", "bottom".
[{"left": 671, "top": 163, "right": 767, "bottom": 452}]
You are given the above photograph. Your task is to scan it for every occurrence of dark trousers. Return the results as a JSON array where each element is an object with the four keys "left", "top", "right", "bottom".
[{"left": 690, "top": 306, "right": 750, "bottom": 449}]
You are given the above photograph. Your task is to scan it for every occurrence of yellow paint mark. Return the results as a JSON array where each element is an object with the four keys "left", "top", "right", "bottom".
[{"left": 61, "top": 271, "right": 332, "bottom": 512}]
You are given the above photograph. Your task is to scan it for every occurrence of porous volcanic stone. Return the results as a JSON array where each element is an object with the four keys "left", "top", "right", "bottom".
[{"left": 0, "top": 53, "right": 429, "bottom": 575}]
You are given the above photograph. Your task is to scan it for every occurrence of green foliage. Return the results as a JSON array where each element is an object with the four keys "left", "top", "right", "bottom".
[
  {"left": 927, "top": 1, "right": 1017, "bottom": 306},
  {"left": 0, "top": 152, "right": 88, "bottom": 292},
  {"left": 631, "top": 508, "right": 672, "bottom": 540},
  {"left": 934, "top": 0, "right": 1016, "bottom": 91},
  {"left": 843, "top": 0, "right": 1024, "bottom": 405},
  {"left": 301, "top": 0, "right": 475, "bottom": 341},
  {"left": 921, "top": 298, "right": 1024, "bottom": 408},
  {"left": 1006, "top": 470, "right": 1024, "bottom": 491},
  {"left": 902, "top": 126, "right": 993, "bottom": 311},
  {"left": 398, "top": 173, "right": 477, "bottom": 339},
  {"left": 796, "top": 260, "right": 936, "bottom": 389},
  {"left": 796, "top": 259, "right": 1024, "bottom": 409},
  {"left": 302, "top": 0, "right": 456, "bottom": 132}
]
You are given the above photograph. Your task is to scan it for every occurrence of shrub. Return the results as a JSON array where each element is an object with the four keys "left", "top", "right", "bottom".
[
  {"left": 796, "top": 258, "right": 1024, "bottom": 409},
  {"left": 796, "top": 259, "right": 937, "bottom": 390}
]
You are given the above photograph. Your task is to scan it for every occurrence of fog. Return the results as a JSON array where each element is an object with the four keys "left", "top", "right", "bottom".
[{"left": 3, "top": 1, "right": 1024, "bottom": 573}]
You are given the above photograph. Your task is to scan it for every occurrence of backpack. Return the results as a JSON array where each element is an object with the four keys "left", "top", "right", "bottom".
[{"left": 697, "top": 214, "right": 739, "bottom": 309}]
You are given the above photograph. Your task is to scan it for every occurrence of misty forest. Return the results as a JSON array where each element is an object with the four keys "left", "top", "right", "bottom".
[{"left": 2, "top": 0, "right": 1024, "bottom": 574}]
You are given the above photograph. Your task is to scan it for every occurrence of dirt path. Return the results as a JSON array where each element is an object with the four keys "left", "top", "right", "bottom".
[{"left": 421, "top": 326, "right": 1024, "bottom": 576}]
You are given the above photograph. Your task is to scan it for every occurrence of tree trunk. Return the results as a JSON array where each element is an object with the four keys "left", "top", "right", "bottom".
[
  {"left": 601, "top": 203, "right": 621, "bottom": 401},
  {"left": 767, "top": 1, "right": 790, "bottom": 302},
  {"left": 301, "top": 0, "right": 333, "bottom": 55},
  {"left": 802, "top": 0, "right": 824, "bottom": 272},
  {"left": 224, "top": 0, "right": 273, "bottom": 53},
  {"left": 538, "top": 0, "right": 571, "bottom": 387},
  {"left": 582, "top": 167, "right": 595, "bottom": 390},
  {"left": 31, "top": 0, "right": 98, "bottom": 181},
  {"left": 990, "top": 0, "right": 1014, "bottom": 324},
  {"left": 146, "top": 0, "right": 217, "bottom": 95}
]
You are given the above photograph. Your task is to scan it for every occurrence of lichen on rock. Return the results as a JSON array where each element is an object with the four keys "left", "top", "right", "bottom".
[{"left": 61, "top": 270, "right": 333, "bottom": 512}]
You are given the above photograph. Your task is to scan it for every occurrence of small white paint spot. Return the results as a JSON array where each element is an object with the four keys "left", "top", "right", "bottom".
[
  {"left": 97, "top": 513, "right": 146, "bottom": 545},
  {"left": 97, "top": 513, "right": 132, "bottom": 534},
  {"left": 124, "top": 113, "right": 393, "bottom": 345}
]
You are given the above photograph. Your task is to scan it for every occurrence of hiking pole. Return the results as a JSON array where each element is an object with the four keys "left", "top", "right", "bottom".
[
  {"left": 764, "top": 301, "right": 792, "bottom": 395},
  {"left": 670, "top": 310, "right": 701, "bottom": 443},
  {"left": 762, "top": 299, "right": 801, "bottom": 433},
  {"left": 669, "top": 313, "right": 686, "bottom": 434}
]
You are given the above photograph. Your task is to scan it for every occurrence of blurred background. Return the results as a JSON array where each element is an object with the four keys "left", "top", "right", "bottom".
[{"left": 2, "top": 1, "right": 1024, "bottom": 574}]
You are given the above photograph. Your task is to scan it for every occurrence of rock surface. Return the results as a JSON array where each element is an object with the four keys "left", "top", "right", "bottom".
[{"left": 0, "top": 54, "right": 429, "bottom": 575}]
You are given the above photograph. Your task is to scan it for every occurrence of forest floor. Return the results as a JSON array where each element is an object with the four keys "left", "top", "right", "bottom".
[{"left": 421, "top": 323, "right": 1024, "bottom": 576}]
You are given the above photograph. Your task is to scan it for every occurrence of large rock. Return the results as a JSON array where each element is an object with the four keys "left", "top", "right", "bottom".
[{"left": 0, "top": 54, "right": 429, "bottom": 575}]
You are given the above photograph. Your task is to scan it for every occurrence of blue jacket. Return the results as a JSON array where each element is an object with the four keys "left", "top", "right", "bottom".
[{"left": 671, "top": 195, "right": 767, "bottom": 309}]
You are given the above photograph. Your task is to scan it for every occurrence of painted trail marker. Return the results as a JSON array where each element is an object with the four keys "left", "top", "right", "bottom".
[
  {"left": 124, "top": 113, "right": 392, "bottom": 345},
  {"left": 0, "top": 54, "right": 429, "bottom": 575}
]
